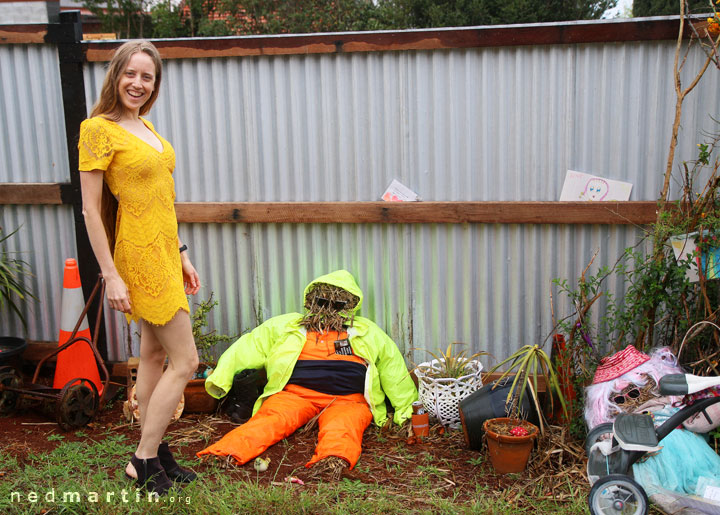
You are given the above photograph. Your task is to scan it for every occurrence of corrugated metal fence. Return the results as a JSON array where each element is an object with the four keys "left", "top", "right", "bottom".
[{"left": 2, "top": 17, "right": 719, "bottom": 365}]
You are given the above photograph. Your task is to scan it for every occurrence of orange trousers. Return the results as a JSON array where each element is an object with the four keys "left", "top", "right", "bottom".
[{"left": 197, "top": 384, "right": 373, "bottom": 468}]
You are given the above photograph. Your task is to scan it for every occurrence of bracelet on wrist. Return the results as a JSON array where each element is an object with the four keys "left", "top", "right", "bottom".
[{"left": 179, "top": 244, "right": 188, "bottom": 253}]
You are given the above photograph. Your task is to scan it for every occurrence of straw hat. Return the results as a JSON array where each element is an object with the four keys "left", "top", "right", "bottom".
[{"left": 592, "top": 345, "right": 650, "bottom": 384}]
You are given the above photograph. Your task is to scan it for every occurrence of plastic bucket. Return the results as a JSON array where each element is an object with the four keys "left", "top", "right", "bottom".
[{"left": 459, "top": 376, "right": 539, "bottom": 451}]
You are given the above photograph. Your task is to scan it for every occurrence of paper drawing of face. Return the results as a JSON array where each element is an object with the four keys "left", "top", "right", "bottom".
[{"left": 583, "top": 178, "right": 609, "bottom": 201}]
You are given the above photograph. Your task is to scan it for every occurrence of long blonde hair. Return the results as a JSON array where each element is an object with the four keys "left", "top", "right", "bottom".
[{"left": 90, "top": 40, "right": 163, "bottom": 252}]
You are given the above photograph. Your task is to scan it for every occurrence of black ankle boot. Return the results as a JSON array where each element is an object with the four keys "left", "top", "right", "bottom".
[
  {"left": 158, "top": 442, "right": 198, "bottom": 483},
  {"left": 127, "top": 454, "right": 173, "bottom": 496}
]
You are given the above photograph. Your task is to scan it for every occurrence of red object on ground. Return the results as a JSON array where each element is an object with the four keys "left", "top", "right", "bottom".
[{"left": 52, "top": 258, "right": 103, "bottom": 395}]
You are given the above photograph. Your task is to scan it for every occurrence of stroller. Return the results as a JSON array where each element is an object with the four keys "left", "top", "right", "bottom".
[{"left": 586, "top": 373, "right": 720, "bottom": 515}]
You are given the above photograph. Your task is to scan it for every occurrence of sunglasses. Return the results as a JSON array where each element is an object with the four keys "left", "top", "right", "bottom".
[
  {"left": 314, "top": 297, "right": 348, "bottom": 310},
  {"left": 612, "top": 388, "right": 641, "bottom": 405}
]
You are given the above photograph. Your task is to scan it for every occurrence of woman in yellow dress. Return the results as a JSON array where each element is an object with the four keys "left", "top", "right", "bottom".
[{"left": 78, "top": 40, "right": 200, "bottom": 495}]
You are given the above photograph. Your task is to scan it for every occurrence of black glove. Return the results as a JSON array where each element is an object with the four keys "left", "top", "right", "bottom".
[{"left": 223, "top": 369, "right": 263, "bottom": 424}]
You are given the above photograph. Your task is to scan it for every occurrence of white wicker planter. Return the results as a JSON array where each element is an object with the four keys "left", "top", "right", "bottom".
[{"left": 415, "top": 359, "right": 484, "bottom": 429}]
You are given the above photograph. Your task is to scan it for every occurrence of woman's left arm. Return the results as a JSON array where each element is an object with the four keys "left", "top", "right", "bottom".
[{"left": 178, "top": 238, "right": 200, "bottom": 295}]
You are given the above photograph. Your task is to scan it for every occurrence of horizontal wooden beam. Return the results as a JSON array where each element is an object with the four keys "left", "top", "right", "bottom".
[
  {"left": 0, "top": 24, "right": 47, "bottom": 44},
  {"left": 0, "top": 183, "right": 67, "bottom": 204},
  {"left": 0, "top": 185, "right": 660, "bottom": 224},
  {"left": 82, "top": 17, "right": 694, "bottom": 61},
  {"left": 175, "top": 201, "right": 659, "bottom": 225}
]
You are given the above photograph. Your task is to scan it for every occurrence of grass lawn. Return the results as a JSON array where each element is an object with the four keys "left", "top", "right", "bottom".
[{"left": 0, "top": 390, "right": 593, "bottom": 514}]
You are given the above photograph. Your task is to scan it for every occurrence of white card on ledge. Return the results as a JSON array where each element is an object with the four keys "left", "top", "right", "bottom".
[
  {"left": 382, "top": 179, "right": 420, "bottom": 202},
  {"left": 559, "top": 170, "right": 632, "bottom": 201}
]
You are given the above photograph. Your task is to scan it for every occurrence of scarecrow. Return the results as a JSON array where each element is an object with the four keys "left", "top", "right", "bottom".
[
  {"left": 585, "top": 345, "right": 720, "bottom": 503},
  {"left": 197, "top": 270, "right": 418, "bottom": 478}
]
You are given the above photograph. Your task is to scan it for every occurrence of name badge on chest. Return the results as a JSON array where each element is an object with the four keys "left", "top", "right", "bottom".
[{"left": 334, "top": 338, "right": 353, "bottom": 356}]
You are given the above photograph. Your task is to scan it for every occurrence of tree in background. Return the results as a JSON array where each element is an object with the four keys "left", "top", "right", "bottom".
[
  {"left": 633, "top": 0, "right": 711, "bottom": 17},
  {"left": 390, "top": 0, "right": 616, "bottom": 27},
  {"left": 213, "top": 0, "right": 387, "bottom": 35},
  {"left": 151, "top": 0, "right": 187, "bottom": 38},
  {"left": 85, "top": 0, "right": 620, "bottom": 38},
  {"left": 207, "top": 0, "right": 618, "bottom": 34},
  {"left": 84, "top": 0, "right": 153, "bottom": 38}
]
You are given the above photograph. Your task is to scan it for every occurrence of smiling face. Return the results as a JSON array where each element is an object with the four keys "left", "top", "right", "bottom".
[
  {"left": 584, "top": 178, "right": 609, "bottom": 201},
  {"left": 117, "top": 51, "right": 157, "bottom": 117}
]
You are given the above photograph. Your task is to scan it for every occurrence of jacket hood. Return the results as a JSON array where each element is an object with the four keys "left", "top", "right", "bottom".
[{"left": 303, "top": 270, "right": 363, "bottom": 314}]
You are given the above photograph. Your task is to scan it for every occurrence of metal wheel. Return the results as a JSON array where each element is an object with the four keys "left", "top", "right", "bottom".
[
  {"left": 56, "top": 378, "right": 99, "bottom": 430},
  {"left": 0, "top": 366, "right": 22, "bottom": 416},
  {"left": 588, "top": 474, "right": 648, "bottom": 515}
]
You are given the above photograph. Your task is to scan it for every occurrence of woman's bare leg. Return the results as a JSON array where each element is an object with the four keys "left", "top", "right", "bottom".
[
  {"left": 134, "top": 328, "right": 166, "bottom": 433},
  {"left": 126, "top": 310, "right": 198, "bottom": 477}
]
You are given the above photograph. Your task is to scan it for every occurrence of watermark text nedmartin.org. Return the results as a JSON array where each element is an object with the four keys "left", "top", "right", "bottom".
[{"left": 10, "top": 488, "right": 191, "bottom": 505}]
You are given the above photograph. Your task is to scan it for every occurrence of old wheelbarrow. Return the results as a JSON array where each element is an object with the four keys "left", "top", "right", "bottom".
[{"left": 0, "top": 275, "right": 110, "bottom": 430}]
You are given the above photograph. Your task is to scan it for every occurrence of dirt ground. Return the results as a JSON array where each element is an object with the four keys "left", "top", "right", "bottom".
[{"left": 0, "top": 380, "right": 588, "bottom": 509}]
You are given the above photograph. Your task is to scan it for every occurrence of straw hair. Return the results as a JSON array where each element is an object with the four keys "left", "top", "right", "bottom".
[{"left": 90, "top": 40, "right": 163, "bottom": 120}]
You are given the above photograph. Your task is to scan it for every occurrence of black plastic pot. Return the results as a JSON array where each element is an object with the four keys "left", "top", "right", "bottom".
[
  {"left": 0, "top": 337, "right": 27, "bottom": 365},
  {"left": 459, "top": 376, "right": 540, "bottom": 451}
]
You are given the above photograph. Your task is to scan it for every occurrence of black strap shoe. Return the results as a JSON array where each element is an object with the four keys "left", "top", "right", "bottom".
[
  {"left": 126, "top": 454, "right": 173, "bottom": 496},
  {"left": 158, "top": 442, "right": 198, "bottom": 483}
]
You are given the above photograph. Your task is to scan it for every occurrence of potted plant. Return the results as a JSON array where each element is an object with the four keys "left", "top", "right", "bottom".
[
  {"left": 414, "top": 343, "right": 487, "bottom": 429},
  {"left": 470, "top": 344, "right": 565, "bottom": 474},
  {"left": 0, "top": 226, "right": 36, "bottom": 363},
  {"left": 183, "top": 293, "right": 235, "bottom": 413},
  {"left": 487, "top": 344, "right": 566, "bottom": 434},
  {"left": 482, "top": 417, "right": 539, "bottom": 474}
]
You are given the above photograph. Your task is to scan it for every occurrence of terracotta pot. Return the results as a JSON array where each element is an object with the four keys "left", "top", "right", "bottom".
[
  {"left": 459, "top": 377, "right": 539, "bottom": 451},
  {"left": 183, "top": 366, "right": 219, "bottom": 414},
  {"left": 183, "top": 378, "right": 218, "bottom": 413},
  {"left": 483, "top": 417, "right": 538, "bottom": 474}
]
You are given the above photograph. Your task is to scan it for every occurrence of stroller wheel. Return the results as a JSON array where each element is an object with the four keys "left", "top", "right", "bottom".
[
  {"left": 585, "top": 423, "right": 614, "bottom": 456},
  {"left": 588, "top": 474, "right": 648, "bottom": 515}
]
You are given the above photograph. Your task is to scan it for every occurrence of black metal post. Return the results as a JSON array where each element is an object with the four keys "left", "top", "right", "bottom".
[{"left": 47, "top": 11, "right": 108, "bottom": 359}]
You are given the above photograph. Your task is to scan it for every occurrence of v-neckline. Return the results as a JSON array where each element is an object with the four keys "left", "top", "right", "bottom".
[{"left": 110, "top": 117, "right": 165, "bottom": 154}]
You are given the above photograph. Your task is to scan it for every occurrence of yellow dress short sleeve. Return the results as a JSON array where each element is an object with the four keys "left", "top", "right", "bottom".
[
  {"left": 78, "top": 116, "right": 189, "bottom": 326},
  {"left": 78, "top": 117, "right": 115, "bottom": 172}
]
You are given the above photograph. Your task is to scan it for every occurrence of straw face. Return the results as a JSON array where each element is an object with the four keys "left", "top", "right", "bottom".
[{"left": 300, "top": 283, "right": 359, "bottom": 332}]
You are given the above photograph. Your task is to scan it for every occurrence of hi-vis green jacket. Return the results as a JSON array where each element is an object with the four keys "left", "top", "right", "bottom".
[{"left": 205, "top": 270, "right": 418, "bottom": 426}]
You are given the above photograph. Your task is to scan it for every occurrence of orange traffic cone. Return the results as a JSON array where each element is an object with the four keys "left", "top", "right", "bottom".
[{"left": 53, "top": 259, "right": 103, "bottom": 395}]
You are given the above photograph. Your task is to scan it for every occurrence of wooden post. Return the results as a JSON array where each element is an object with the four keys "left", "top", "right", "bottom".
[{"left": 47, "top": 11, "right": 108, "bottom": 359}]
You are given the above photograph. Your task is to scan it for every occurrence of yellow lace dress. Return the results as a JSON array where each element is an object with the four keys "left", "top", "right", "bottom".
[{"left": 78, "top": 116, "right": 189, "bottom": 325}]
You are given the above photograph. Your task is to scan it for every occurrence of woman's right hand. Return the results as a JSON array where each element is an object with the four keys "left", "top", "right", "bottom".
[{"left": 105, "top": 273, "right": 132, "bottom": 314}]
